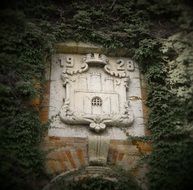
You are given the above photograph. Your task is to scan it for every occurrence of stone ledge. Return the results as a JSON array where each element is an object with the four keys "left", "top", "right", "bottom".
[
  {"left": 55, "top": 41, "right": 103, "bottom": 54},
  {"left": 55, "top": 41, "right": 128, "bottom": 56}
]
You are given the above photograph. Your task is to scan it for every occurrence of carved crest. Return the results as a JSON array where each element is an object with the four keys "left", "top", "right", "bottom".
[{"left": 58, "top": 53, "right": 134, "bottom": 133}]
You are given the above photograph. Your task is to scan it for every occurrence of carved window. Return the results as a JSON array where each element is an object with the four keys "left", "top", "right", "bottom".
[{"left": 91, "top": 97, "right": 102, "bottom": 106}]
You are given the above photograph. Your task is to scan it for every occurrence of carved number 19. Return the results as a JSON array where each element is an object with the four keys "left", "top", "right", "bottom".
[{"left": 66, "top": 56, "right": 74, "bottom": 67}]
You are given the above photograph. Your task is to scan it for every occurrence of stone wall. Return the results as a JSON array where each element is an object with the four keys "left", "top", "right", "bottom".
[
  {"left": 38, "top": 42, "right": 151, "bottom": 188},
  {"left": 42, "top": 136, "right": 151, "bottom": 174}
]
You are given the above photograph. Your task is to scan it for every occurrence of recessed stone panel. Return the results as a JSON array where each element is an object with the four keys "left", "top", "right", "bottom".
[{"left": 48, "top": 47, "right": 145, "bottom": 139}]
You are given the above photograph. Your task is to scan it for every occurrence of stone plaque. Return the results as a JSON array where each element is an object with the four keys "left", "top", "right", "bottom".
[{"left": 48, "top": 52, "right": 144, "bottom": 139}]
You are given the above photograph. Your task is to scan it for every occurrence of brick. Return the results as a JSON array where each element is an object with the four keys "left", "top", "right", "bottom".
[
  {"left": 71, "top": 150, "right": 82, "bottom": 168},
  {"left": 60, "top": 161, "right": 67, "bottom": 172},
  {"left": 116, "top": 144, "right": 140, "bottom": 155},
  {"left": 136, "top": 141, "right": 152, "bottom": 154},
  {"left": 30, "top": 97, "right": 41, "bottom": 107},
  {"left": 46, "top": 160, "right": 61, "bottom": 174},
  {"left": 111, "top": 150, "right": 118, "bottom": 164},
  {"left": 117, "top": 153, "right": 124, "bottom": 161},
  {"left": 110, "top": 139, "right": 131, "bottom": 146},
  {"left": 49, "top": 136, "right": 61, "bottom": 141},
  {"left": 74, "top": 137, "right": 87, "bottom": 143},
  {"left": 76, "top": 148, "right": 86, "bottom": 165},
  {"left": 65, "top": 150, "right": 77, "bottom": 169},
  {"left": 40, "top": 110, "right": 49, "bottom": 123}
]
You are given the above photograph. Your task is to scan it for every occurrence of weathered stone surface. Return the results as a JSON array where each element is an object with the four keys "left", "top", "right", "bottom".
[
  {"left": 48, "top": 50, "right": 145, "bottom": 138},
  {"left": 88, "top": 136, "right": 110, "bottom": 165},
  {"left": 41, "top": 43, "right": 149, "bottom": 188}
]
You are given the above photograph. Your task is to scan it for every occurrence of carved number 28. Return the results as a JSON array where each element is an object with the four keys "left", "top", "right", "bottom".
[
  {"left": 116, "top": 59, "right": 134, "bottom": 71},
  {"left": 116, "top": 59, "right": 125, "bottom": 70}
]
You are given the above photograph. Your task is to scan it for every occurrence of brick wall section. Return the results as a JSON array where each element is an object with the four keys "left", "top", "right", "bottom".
[
  {"left": 38, "top": 72, "right": 152, "bottom": 177},
  {"left": 42, "top": 137, "right": 151, "bottom": 176},
  {"left": 37, "top": 47, "right": 151, "bottom": 177},
  {"left": 42, "top": 137, "right": 89, "bottom": 175},
  {"left": 108, "top": 140, "right": 141, "bottom": 170}
]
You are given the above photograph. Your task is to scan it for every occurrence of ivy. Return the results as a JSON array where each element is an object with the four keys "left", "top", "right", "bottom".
[
  {"left": 0, "top": 0, "right": 193, "bottom": 190},
  {"left": 45, "top": 167, "right": 141, "bottom": 190},
  {"left": 146, "top": 31, "right": 193, "bottom": 190}
]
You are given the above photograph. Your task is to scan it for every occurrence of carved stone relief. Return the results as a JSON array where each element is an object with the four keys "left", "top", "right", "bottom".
[
  {"left": 88, "top": 136, "right": 110, "bottom": 165},
  {"left": 49, "top": 52, "right": 144, "bottom": 138},
  {"left": 57, "top": 53, "right": 134, "bottom": 133}
]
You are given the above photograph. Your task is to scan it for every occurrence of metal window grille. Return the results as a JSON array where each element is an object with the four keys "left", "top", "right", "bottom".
[{"left": 91, "top": 97, "right": 102, "bottom": 106}]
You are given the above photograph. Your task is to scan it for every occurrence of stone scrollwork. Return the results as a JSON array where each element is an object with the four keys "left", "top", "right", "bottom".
[
  {"left": 63, "top": 61, "right": 88, "bottom": 75},
  {"left": 60, "top": 100, "right": 134, "bottom": 133},
  {"left": 89, "top": 123, "right": 106, "bottom": 133},
  {"left": 104, "top": 64, "right": 127, "bottom": 78},
  {"left": 61, "top": 73, "right": 69, "bottom": 86}
]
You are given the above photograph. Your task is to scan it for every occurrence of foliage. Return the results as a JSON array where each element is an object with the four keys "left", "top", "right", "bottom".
[
  {"left": 136, "top": 24, "right": 193, "bottom": 190},
  {"left": 45, "top": 167, "right": 141, "bottom": 190},
  {"left": 146, "top": 31, "right": 193, "bottom": 190},
  {"left": 0, "top": 0, "right": 193, "bottom": 190},
  {"left": 0, "top": 6, "right": 48, "bottom": 190}
]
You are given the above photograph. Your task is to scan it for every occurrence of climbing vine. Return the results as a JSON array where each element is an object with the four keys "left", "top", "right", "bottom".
[
  {"left": 45, "top": 167, "right": 141, "bottom": 190},
  {"left": 0, "top": 0, "right": 193, "bottom": 190},
  {"left": 146, "top": 31, "right": 193, "bottom": 190}
]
